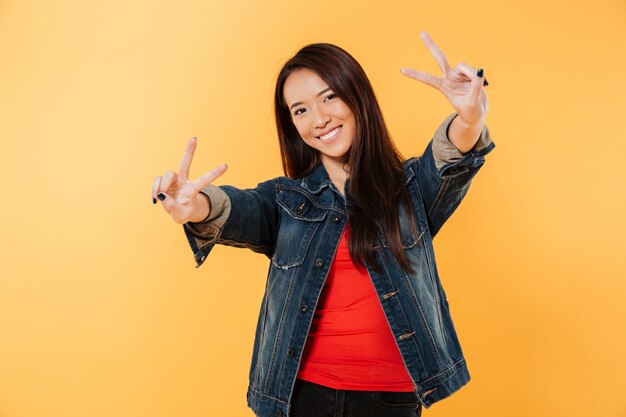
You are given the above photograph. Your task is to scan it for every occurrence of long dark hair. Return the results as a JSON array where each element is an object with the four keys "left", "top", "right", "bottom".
[{"left": 274, "top": 43, "right": 417, "bottom": 274}]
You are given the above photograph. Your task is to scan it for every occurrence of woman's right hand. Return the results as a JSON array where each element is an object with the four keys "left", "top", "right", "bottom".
[{"left": 152, "top": 137, "right": 228, "bottom": 224}]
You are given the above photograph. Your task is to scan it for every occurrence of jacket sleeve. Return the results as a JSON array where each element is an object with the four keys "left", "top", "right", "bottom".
[
  {"left": 182, "top": 178, "right": 280, "bottom": 268},
  {"left": 415, "top": 112, "right": 496, "bottom": 237}
]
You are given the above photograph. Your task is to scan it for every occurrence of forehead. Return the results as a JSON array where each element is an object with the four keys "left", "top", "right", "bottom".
[{"left": 283, "top": 68, "right": 329, "bottom": 105}]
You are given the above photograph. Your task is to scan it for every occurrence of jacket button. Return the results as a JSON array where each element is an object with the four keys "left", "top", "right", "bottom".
[
  {"left": 332, "top": 215, "right": 340, "bottom": 223},
  {"left": 300, "top": 305, "right": 307, "bottom": 313},
  {"left": 314, "top": 259, "right": 323, "bottom": 267},
  {"left": 287, "top": 349, "right": 295, "bottom": 357}
]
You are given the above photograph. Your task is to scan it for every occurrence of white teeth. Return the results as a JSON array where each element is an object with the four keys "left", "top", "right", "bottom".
[{"left": 318, "top": 126, "right": 341, "bottom": 141}]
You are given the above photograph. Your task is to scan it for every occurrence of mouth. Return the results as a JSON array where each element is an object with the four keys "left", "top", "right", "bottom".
[{"left": 316, "top": 125, "right": 342, "bottom": 142}]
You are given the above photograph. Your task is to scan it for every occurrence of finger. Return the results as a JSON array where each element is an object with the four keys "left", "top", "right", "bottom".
[
  {"left": 455, "top": 62, "right": 489, "bottom": 86},
  {"left": 152, "top": 175, "right": 162, "bottom": 203},
  {"left": 160, "top": 170, "right": 178, "bottom": 194},
  {"left": 455, "top": 62, "right": 484, "bottom": 106},
  {"left": 191, "top": 164, "right": 228, "bottom": 192},
  {"left": 419, "top": 31, "right": 451, "bottom": 74},
  {"left": 455, "top": 62, "right": 478, "bottom": 79},
  {"left": 156, "top": 191, "right": 176, "bottom": 214},
  {"left": 481, "top": 88, "right": 489, "bottom": 113},
  {"left": 468, "top": 70, "right": 484, "bottom": 106},
  {"left": 179, "top": 136, "right": 197, "bottom": 180},
  {"left": 400, "top": 67, "right": 440, "bottom": 90},
  {"left": 447, "top": 68, "right": 469, "bottom": 82}
]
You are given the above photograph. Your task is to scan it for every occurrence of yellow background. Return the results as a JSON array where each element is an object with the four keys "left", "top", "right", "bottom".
[{"left": 1, "top": 0, "right": 625, "bottom": 416}]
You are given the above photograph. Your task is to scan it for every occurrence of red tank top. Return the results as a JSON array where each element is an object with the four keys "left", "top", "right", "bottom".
[{"left": 296, "top": 225, "right": 415, "bottom": 392}]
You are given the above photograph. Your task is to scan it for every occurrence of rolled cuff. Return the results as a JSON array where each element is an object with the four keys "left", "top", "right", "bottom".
[
  {"left": 182, "top": 185, "right": 231, "bottom": 267},
  {"left": 432, "top": 113, "right": 494, "bottom": 171}
]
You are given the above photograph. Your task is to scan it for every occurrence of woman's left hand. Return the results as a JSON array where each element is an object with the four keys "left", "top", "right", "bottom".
[{"left": 400, "top": 31, "right": 489, "bottom": 128}]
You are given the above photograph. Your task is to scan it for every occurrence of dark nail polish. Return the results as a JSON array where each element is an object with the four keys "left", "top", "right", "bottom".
[
  {"left": 157, "top": 193, "right": 166, "bottom": 201},
  {"left": 153, "top": 197, "right": 157, "bottom": 204},
  {"left": 483, "top": 78, "right": 489, "bottom": 86},
  {"left": 477, "top": 68, "right": 484, "bottom": 78}
]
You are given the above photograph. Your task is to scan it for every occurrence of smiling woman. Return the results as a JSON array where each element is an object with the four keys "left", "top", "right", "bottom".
[
  {"left": 153, "top": 32, "right": 495, "bottom": 417},
  {"left": 273, "top": 43, "right": 420, "bottom": 276},
  {"left": 282, "top": 68, "right": 356, "bottom": 195}
]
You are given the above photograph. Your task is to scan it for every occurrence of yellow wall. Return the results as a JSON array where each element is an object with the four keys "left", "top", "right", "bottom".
[{"left": 1, "top": 1, "right": 625, "bottom": 416}]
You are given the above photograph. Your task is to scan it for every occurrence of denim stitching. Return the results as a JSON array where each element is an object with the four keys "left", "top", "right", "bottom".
[
  {"left": 400, "top": 273, "right": 444, "bottom": 367},
  {"left": 374, "top": 250, "right": 427, "bottom": 378},
  {"left": 263, "top": 264, "right": 298, "bottom": 393},
  {"left": 248, "top": 384, "right": 288, "bottom": 406},
  {"left": 422, "top": 371, "right": 470, "bottom": 405},
  {"left": 280, "top": 185, "right": 344, "bottom": 214},
  {"left": 427, "top": 177, "right": 450, "bottom": 223},
  {"left": 420, "top": 233, "right": 448, "bottom": 351},
  {"left": 419, "top": 357, "right": 466, "bottom": 385}
]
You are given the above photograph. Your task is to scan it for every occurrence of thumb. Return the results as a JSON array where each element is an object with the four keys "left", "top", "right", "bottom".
[{"left": 468, "top": 68, "right": 484, "bottom": 106}]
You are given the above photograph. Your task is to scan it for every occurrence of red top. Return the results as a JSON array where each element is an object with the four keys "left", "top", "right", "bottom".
[{"left": 296, "top": 226, "right": 415, "bottom": 392}]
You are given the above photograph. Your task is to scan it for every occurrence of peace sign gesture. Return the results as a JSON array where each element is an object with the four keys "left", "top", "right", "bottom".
[
  {"left": 152, "top": 137, "right": 228, "bottom": 224},
  {"left": 401, "top": 32, "right": 489, "bottom": 127}
]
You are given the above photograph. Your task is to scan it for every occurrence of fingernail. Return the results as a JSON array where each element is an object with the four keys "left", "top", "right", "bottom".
[
  {"left": 157, "top": 193, "right": 166, "bottom": 201},
  {"left": 152, "top": 197, "right": 157, "bottom": 204},
  {"left": 477, "top": 68, "right": 484, "bottom": 77},
  {"left": 483, "top": 78, "right": 489, "bottom": 87}
]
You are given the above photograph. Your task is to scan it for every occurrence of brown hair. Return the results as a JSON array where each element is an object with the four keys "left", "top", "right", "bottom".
[{"left": 274, "top": 43, "right": 416, "bottom": 274}]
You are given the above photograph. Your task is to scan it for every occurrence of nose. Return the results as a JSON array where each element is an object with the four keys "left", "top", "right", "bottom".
[{"left": 312, "top": 106, "right": 331, "bottom": 128}]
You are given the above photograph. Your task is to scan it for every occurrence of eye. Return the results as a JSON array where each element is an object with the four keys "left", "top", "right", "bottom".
[
  {"left": 293, "top": 108, "right": 306, "bottom": 116},
  {"left": 324, "top": 93, "right": 336, "bottom": 102}
]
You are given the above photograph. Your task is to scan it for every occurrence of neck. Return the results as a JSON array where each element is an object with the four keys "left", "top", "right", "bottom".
[{"left": 322, "top": 159, "right": 349, "bottom": 197}]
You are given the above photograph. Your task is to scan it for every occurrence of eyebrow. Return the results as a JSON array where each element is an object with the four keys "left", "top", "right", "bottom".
[{"left": 289, "top": 87, "right": 332, "bottom": 110}]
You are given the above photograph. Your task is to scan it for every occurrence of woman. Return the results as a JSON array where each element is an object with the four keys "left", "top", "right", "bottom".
[{"left": 152, "top": 32, "right": 494, "bottom": 417}]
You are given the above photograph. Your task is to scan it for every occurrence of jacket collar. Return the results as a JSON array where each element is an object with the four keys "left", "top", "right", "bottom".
[
  {"left": 300, "top": 159, "right": 416, "bottom": 194},
  {"left": 300, "top": 162, "right": 334, "bottom": 194}
]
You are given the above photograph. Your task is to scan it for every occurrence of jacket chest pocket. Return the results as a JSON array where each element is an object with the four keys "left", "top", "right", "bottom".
[{"left": 272, "top": 190, "right": 328, "bottom": 270}]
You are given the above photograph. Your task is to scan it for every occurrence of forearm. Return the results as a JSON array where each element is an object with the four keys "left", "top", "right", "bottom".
[{"left": 447, "top": 115, "right": 485, "bottom": 155}]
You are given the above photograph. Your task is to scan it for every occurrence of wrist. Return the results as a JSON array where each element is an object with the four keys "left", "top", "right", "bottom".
[
  {"left": 454, "top": 114, "right": 484, "bottom": 131},
  {"left": 448, "top": 114, "right": 485, "bottom": 155},
  {"left": 189, "top": 193, "right": 212, "bottom": 223}
]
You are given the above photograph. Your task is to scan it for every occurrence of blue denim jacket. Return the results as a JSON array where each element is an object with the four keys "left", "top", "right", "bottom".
[{"left": 183, "top": 113, "right": 495, "bottom": 417}]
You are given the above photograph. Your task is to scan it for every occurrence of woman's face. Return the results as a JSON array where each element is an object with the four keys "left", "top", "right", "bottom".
[{"left": 283, "top": 68, "right": 356, "bottom": 172}]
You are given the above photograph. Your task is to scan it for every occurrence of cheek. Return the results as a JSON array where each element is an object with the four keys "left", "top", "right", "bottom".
[
  {"left": 294, "top": 121, "right": 312, "bottom": 140},
  {"left": 340, "top": 108, "right": 356, "bottom": 129},
  {"left": 342, "top": 113, "right": 356, "bottom": 133}
]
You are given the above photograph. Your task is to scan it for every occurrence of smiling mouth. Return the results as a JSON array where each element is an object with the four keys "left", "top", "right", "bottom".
[{"left": 317, "top": 126, "right": 342, "bottom": 141}]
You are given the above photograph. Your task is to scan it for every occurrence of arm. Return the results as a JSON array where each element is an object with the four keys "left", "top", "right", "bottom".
[
  {"left": 399, "top": 32, "right": 495, "bottom": 235},
  {"left": 416, "top": 112, "right": 495, "bottom": 237},
  {"left": 183, "top": 178, "right": 280, "bottom": 268}
]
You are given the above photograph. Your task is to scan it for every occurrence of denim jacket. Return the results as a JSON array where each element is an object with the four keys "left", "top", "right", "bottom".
[{"left": 182, "top": 113, "right": 495, "bottom": 417}]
